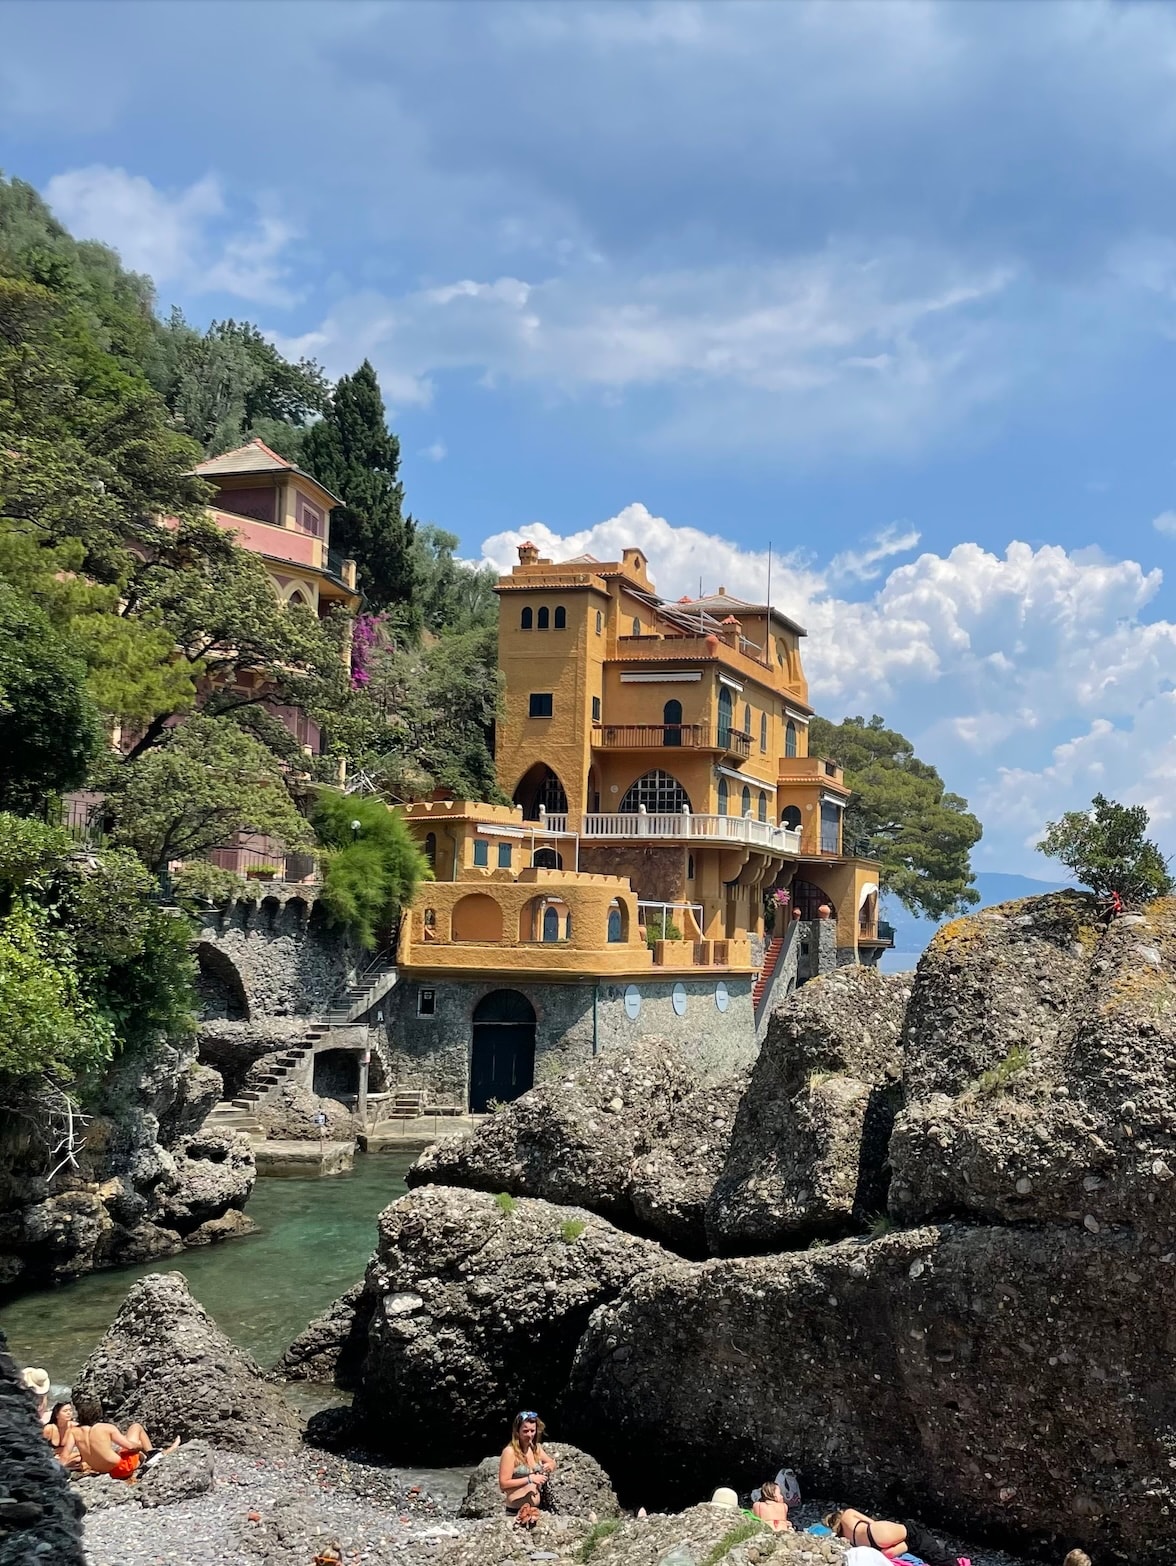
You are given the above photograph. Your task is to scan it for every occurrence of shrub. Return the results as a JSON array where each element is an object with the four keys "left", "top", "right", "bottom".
[
  {"left": 314, "top": 790, "right": 430, "bottom": 950},
  {"left": 1038, "top": 793, "right": 1174, "bottom": 904},
  {"left": 644, "top": 912, "right": 682, "bottom": 948},
  {"left": 578, "top": 1520, "right": 620, "bottom": 1561},
  {"left": 560, "top": 1218, "right": 587, "bottom": 1243},
  {"left": 974, "top": 1044, "right": 1031, "bottom": 1097},
  {"left": 494, "top": 1191, "right": 518, "bottom": 1215}
]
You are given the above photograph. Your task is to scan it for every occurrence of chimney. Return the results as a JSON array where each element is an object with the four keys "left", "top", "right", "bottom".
[{"left": 518, "top": 541, "right": 540, "bottom": 566}]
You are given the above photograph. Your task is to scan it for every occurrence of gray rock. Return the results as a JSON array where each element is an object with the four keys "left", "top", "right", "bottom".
[
  {"left": 0, "top": 1329, "right": 84, "bottom": 1562},
  {"left": 72, "top": 1272, "right": 301, "bottom": 1455},
  {"left": 156, "top": 1064, "right": 224, "bottom": 1143},
  {"left": 568, "top": 1222, "right": 1176, "bottom": 1557},
  {"left": 409, "top": 1040, "right": 745, "bottom": 1254},
  {"left": 707, "top": 968, "right": 909, "bottom": 1251},
  {"left": 136, "top": 1440, "right": 214, "bottom": 1508},
  {"left": 352, "top": 1185, "right": 665, "bottom": 1462},
  {"left": 196, "top": 1018, "right": 321, "bottom": 1101},
  {"left": 257, "top": 1084, "right": 355, "bottom": 1143},
  {"left": 184, "top": 1209, "right": 258, "bottom": 1247},
  {"left": 459, "top": 1441, "right": 619, "bottom": 1520},
  {"left": 278, "top": 1281, "right": 373, "bottom": 1388},
  {"left": 153, "top": 1130, "right": 255, "bottom": 1236}
]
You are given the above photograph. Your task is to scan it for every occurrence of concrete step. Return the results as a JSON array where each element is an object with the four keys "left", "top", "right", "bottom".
[{"left": 235, "top": 1091, "right": 262, "bottom": 1104}]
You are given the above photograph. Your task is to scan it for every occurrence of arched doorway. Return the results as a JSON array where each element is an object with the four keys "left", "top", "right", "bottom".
[
  {"left": 470, "top": 990, "right": 536, "bottom": 1112},
  {"left": 513, "top": 764, "right": 568, "bottom": 820},
  {"left": 618, "top": 770, "right": 691, "bottom": 814},
  {"left": 532, "top": 846, "right": 563, "bottom": 870},
  {"left": 662, "top": 698, "right": 683, "bottom": 745}
]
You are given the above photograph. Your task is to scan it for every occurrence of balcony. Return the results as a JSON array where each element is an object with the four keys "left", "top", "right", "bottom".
[
  {"left": 858, "top": 917, "right": 895, "bottom": 947},
  {"left": 592, "top": 723, "right": 752, "bottom": 760},
  {"left": 581, "top": 811, "right": 801, "bottom": 855},
  {"left": 777, "top": 755, "right": 846, "bottom": 788}
]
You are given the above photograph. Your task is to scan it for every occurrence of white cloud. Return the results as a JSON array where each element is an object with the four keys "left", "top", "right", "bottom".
[
  {"left": 829, "top": 523, "right": 922, "bottom": 583},
  {"left": 420, "top": 440, "right": 448, "bottom": 462},
  {"left": 480, "top": 507, "right": 1176, "bottom": 873},
  {"left": 44, "top": 166, "right": 300, "bottom": 307},
  {"left": 1153, "top": 510, "right": 1176, "bottom": 536}
]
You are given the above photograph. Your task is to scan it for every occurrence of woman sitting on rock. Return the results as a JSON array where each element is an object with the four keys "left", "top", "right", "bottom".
[
  {"left": 824, "top": 1507, "right": 908, "bottom": 1560},
  {"left": 498, "top": 1409, "right": 556, "bottom": 1521},
  {"left": 44, "top": 1402, "right": 177, "bottom": 1480},
  {"left": 752, "top": 1480, "right": 793, "bottom": 1531}
]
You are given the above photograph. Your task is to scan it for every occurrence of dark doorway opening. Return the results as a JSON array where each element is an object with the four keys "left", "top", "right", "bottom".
[{"left": 470, "top": 989, "right": 536, "bottom": 1112}]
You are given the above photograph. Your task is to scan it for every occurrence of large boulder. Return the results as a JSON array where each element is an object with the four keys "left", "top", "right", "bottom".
[
  {"left": 889, "top": 895, "right": 1176, "bottom": 1237},
  {"left": 72, "top": 1272, "right": 302, "bottom": 1454},
  {"left": 459, "top": 1441, "right": 620, "bottom": 1520},
  {"left": 153, "top": 1130, "right": 255, "bottom": 1235},
  {"left": 568, "top": 1222, "right": 1176, "bottom": 1558},
  {"left": 257, "top": 1083, "right": 355, "bottom": 1143},
  {"left": 278, "top": 1281, "right": 374, "bottom": 1387},
  {"left": 409, "top": 1040, "right": 746, "bottom": 1255},
  {"left": 707, "top": 968, "right": 909, "bottom": 1252},
  {"left": 352, "top": 1185, "right": 665, "bottom": 1462},
  {"left": 0, "top": 1331, "right": 84, "bottom": 1563}
]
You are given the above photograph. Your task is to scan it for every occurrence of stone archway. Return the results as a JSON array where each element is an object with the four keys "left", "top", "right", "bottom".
[
  {"left": 194, "top": 941, "right": 250, "bottom": 1021},
  {"left": 469, "top": 990, "right": 536, "bottom": 1112}
]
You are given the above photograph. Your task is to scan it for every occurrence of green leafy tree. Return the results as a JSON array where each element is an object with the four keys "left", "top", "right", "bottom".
[
  {"left": 1037, "top": 793, "right": 1173, "bottom": 904},
  {"left": 413, "top": 524, "right": 498, "bottom": 633},
  {"left": 104, "top": 716, "right": 315, "bottom": 873},
  {"left": 0, "top": 583, "right": 101, "bottom": 813},
  {"left": 809, "top": 713, "right": 981, "bottom": 920},
  {"left": 0, "top": 899, "right": 114, "bottom": 1082},
  {"left": 302, "top": 360, "right": 418, "bottom": 619},
  {"left": 313, "top": 790, "right": 429, "bottom": 949}
]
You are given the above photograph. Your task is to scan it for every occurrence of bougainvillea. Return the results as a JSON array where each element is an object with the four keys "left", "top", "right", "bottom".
[{"left": 350, "top": 612, "right": 386, "bottom": 689}]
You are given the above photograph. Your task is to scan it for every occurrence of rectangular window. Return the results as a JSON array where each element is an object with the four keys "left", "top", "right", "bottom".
[
  {"left": 497, "top": 842, "right": 512, "bottom": 868},
  {"left": 592, "top": 695, "right": 601, "bottom": 722},
  {"left": 417, "top": 988, "right": 436, "bottom": 1017},
  {"left": 529, "top": 692, "right": 553, "bottom": 718},
  {"left": 473, "top": 839, "right": 489, "bottom": 867}
]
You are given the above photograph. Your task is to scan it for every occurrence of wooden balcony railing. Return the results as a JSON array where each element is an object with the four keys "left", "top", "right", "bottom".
[{"left": 592, "top": 723, "right": 752, "bottom": 759}]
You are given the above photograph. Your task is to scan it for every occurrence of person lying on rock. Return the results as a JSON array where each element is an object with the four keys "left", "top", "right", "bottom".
[
  {"left": 44, "top": 1401, "right": 178, "bottom": 1480},
  {"left": 824, "top": 1507, "right": 908, "bottom": 1560},
  {"left": 498, "top": 1409, "right": 556, "bottom": 1519},
  {"left": 752, "top": 1480, "right": 793, "bottom": 1531}
]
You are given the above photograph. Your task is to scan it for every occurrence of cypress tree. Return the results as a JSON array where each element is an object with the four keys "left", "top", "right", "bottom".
[{"left": 303, "top": 361, "right": 419, "bottom": 626}]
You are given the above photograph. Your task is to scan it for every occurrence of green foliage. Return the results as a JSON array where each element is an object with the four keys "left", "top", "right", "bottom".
[
  {"left": 312, "top": 790, "right": 429, "bottom": 949},
  {"left": 973, "top": 1044, "right": 1031, "bottom": 1097},
  {"left": 866, "top": 1211, "right": 894, "bottom": 1238},
  {"left": 560, "top": 1218, "right": 588, "bottom": 1243},
  {"left": 171, "top": 858, "right": 254, "bottom": 909},
  {"left": 303, "top": 361, "right": 418, "bottom": 618},
  {"left": 413, "top": 525, "right": 499, "bottom": 634},
  {"left": 577, "top": 1520, "right": 621, "bottom": 1561},
  {"left": 0, "top": 583, "right": 101, "bottom": 813},
  {"left": 700, "top": 1519, "right": 766, "bottom": 1565},
  {"left": 809, "top": 713, "right": 982, "bottom": 920},
  {"left": 151, "top": 312, "right": 329, "bottom": 456},
  {"left": 0, "top": 898, "right": 114, "bottom": 1082},
  {"left": 104, "top": 715, "right": 314, "bottom": 873},
  {"left": 644, "top": 913, "right": 683, "bottom": 948},
  {"left": 494, "top": 1191, "right": 518, "bottom": 1215},
  {"left": 1037, "top": 792, "right": 1174, "bottom": 904}
]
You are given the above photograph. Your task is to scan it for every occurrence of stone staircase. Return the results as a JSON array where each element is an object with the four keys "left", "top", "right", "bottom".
[
  {"left": 752, "top": 935, "right": 785, "bottom": 1011},
  {"left": 204, "top": 953, "right": 397, "bottom": 1135}
]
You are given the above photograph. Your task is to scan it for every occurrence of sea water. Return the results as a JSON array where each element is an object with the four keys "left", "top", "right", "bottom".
[{"left": 0, "top": 1151, "right": 413, "bottom": 1386}]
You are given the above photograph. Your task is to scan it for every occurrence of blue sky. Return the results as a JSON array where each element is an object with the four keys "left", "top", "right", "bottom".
[{"left": 6, "top": 0, "right": 1176, "bottom": 878}]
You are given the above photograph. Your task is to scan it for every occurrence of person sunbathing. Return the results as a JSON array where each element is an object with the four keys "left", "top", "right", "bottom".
[
  {"left": 752, "top": 1480, "right": 793, "bottom": 1531},
  {"left": 45, "top": 1402, "right": 177, "bottom": 1480},
  {"left": 824, "top": 1507, "right": 908, "bottom": 1560}
]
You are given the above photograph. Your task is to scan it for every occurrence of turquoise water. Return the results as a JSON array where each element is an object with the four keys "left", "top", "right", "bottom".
[{"left": 0, "top": 1151, "right": 413, "bottom": 1386}]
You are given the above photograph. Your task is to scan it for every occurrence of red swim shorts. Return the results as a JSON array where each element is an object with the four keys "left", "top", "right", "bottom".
[{"left": 110, "top": 1451, "right": 141, "bottom": 1482}]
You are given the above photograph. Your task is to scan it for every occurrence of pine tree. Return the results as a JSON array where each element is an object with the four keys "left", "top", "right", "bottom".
[{"left": 302, "top": 361, "right": 419, "bottom": 624}]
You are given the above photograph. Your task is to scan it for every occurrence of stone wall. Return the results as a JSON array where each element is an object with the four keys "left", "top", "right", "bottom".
[
  {"left": 193, "top": 898, "right": 356, "bottom": 1021},
  {"left": 579, "top": 844, "right": 685, "bottom": 903},
  {"left": 795, "top": 916, "right": 836, "bottom": 983},
  {"left": 382, "top": 974, "right": 756, "bottom": 1106}
]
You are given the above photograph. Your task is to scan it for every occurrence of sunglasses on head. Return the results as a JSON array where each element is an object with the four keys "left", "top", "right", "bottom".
[{"left": 518, "top": 1410, "right": 539, "bottom": 1421}]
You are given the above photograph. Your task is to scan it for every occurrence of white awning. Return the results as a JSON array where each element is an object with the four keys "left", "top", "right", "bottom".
[
  {"left": 619, "top": 671, "right": 703, "bottom": 683},
  {"left": 718, "top": 674, "right": 744, "bottom": 692},
  {"left": 715, "top": 765, "right": 776, "bottom": 793},
  {"left": 857, "top": 880, "right": 879, "bottom": 909},
  {"left": 820, "top": 792, "right": 846, "bottom": 809}
]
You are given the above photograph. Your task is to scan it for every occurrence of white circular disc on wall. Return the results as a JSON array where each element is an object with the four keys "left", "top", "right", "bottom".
[
  {"left": 624, "top": 984, "right": 642, "bottom": 1019},
  {"left": 715, "top": 981, "right": 729, "bottom": 1013},
  {"left": 672, "top": 982, "right": 687, "bottom": 1016}
]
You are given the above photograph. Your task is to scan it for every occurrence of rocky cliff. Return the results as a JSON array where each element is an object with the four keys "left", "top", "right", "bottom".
[
  {"left": 0, "top": 1329, "right": 84, "bottom": 1564},
  {"left": 0, "top": 1033, "right": 255, "bottom": 1298},
  {"left": 312, "top": 893, "right": 1176, "bottom": 1561}
]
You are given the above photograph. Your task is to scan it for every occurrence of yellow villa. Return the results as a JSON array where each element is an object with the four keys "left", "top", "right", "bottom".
[{"left": 386, "top": 541, "right": 890, "bottom": 1112}]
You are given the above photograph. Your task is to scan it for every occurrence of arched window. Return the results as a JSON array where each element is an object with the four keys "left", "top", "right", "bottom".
[
  {"left": 565, "top": 909, "right": 573, "bottom": 940},
  {"left": 607, "top": 905, "right": 623, "bottom": 943},
  {"left": 743, "top": 703, "right": 752, "bottom": 736},
  {"left": 760, "top": 711, "right": 768, "bottom": 752},
  {"left": 663, "top": 698, "right": 683, "bottom": 746},
  {"left": 741, "top": 785, "right": 752, "bottom": 818},
  {"left": 632, "top": 617, "right": 641, "bottom": 637},
  {"left": 792, "top": 878, "right": 834, "bottom": 921},
  {"left": 288, "top": 588, "right": 311, "bottom": 608},
  {"left": 782, "top": 805, "right": 802, "bottom": 831},
  {"left": 424, "top": 832, "right": 437, "bottom": 868},
  {"left": 595, "top": 610, "right": 603, "bottom": 634},
  {"left": 757, "top": 791, "right": 767, "bottom": 822},
  {"left": 532, "top": 847, "right": 563, "bottom": 870},
  {"left": 785, "top": 719, "right": 798, "bottom": 758},
  {"left": 718, "top": 686, "right": 733, "bottom": 746},
  {"left": 687, "top": 854, "right": 695, "bottom": 880},
  {"left": 423, "top": 908, "right": 437, "bottom": 940},
  {"left": 618, "top": 770, "right": 691, "bottom": 815},
  {"left": 542, "top": 906, "right": 560, "bottom": 942},
  {"left": 521, "top": 606, "right": 533, "bottom": 630},
  {"left": 554, "top": 606, "right": 566, "bottom": 629},
  {"left": 537, "top": 606, "right": 550, "bottom": 629},
  {"left": 717, "top": 778, "right": 729, "bottom": 816},
  {"left": 513, "top": 764, "right": 568, "bottom": 819}
]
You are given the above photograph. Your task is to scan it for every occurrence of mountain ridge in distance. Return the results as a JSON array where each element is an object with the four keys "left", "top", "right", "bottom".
[{"left": 882, "top": 871, "right": 1075, "bottom": 972}]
